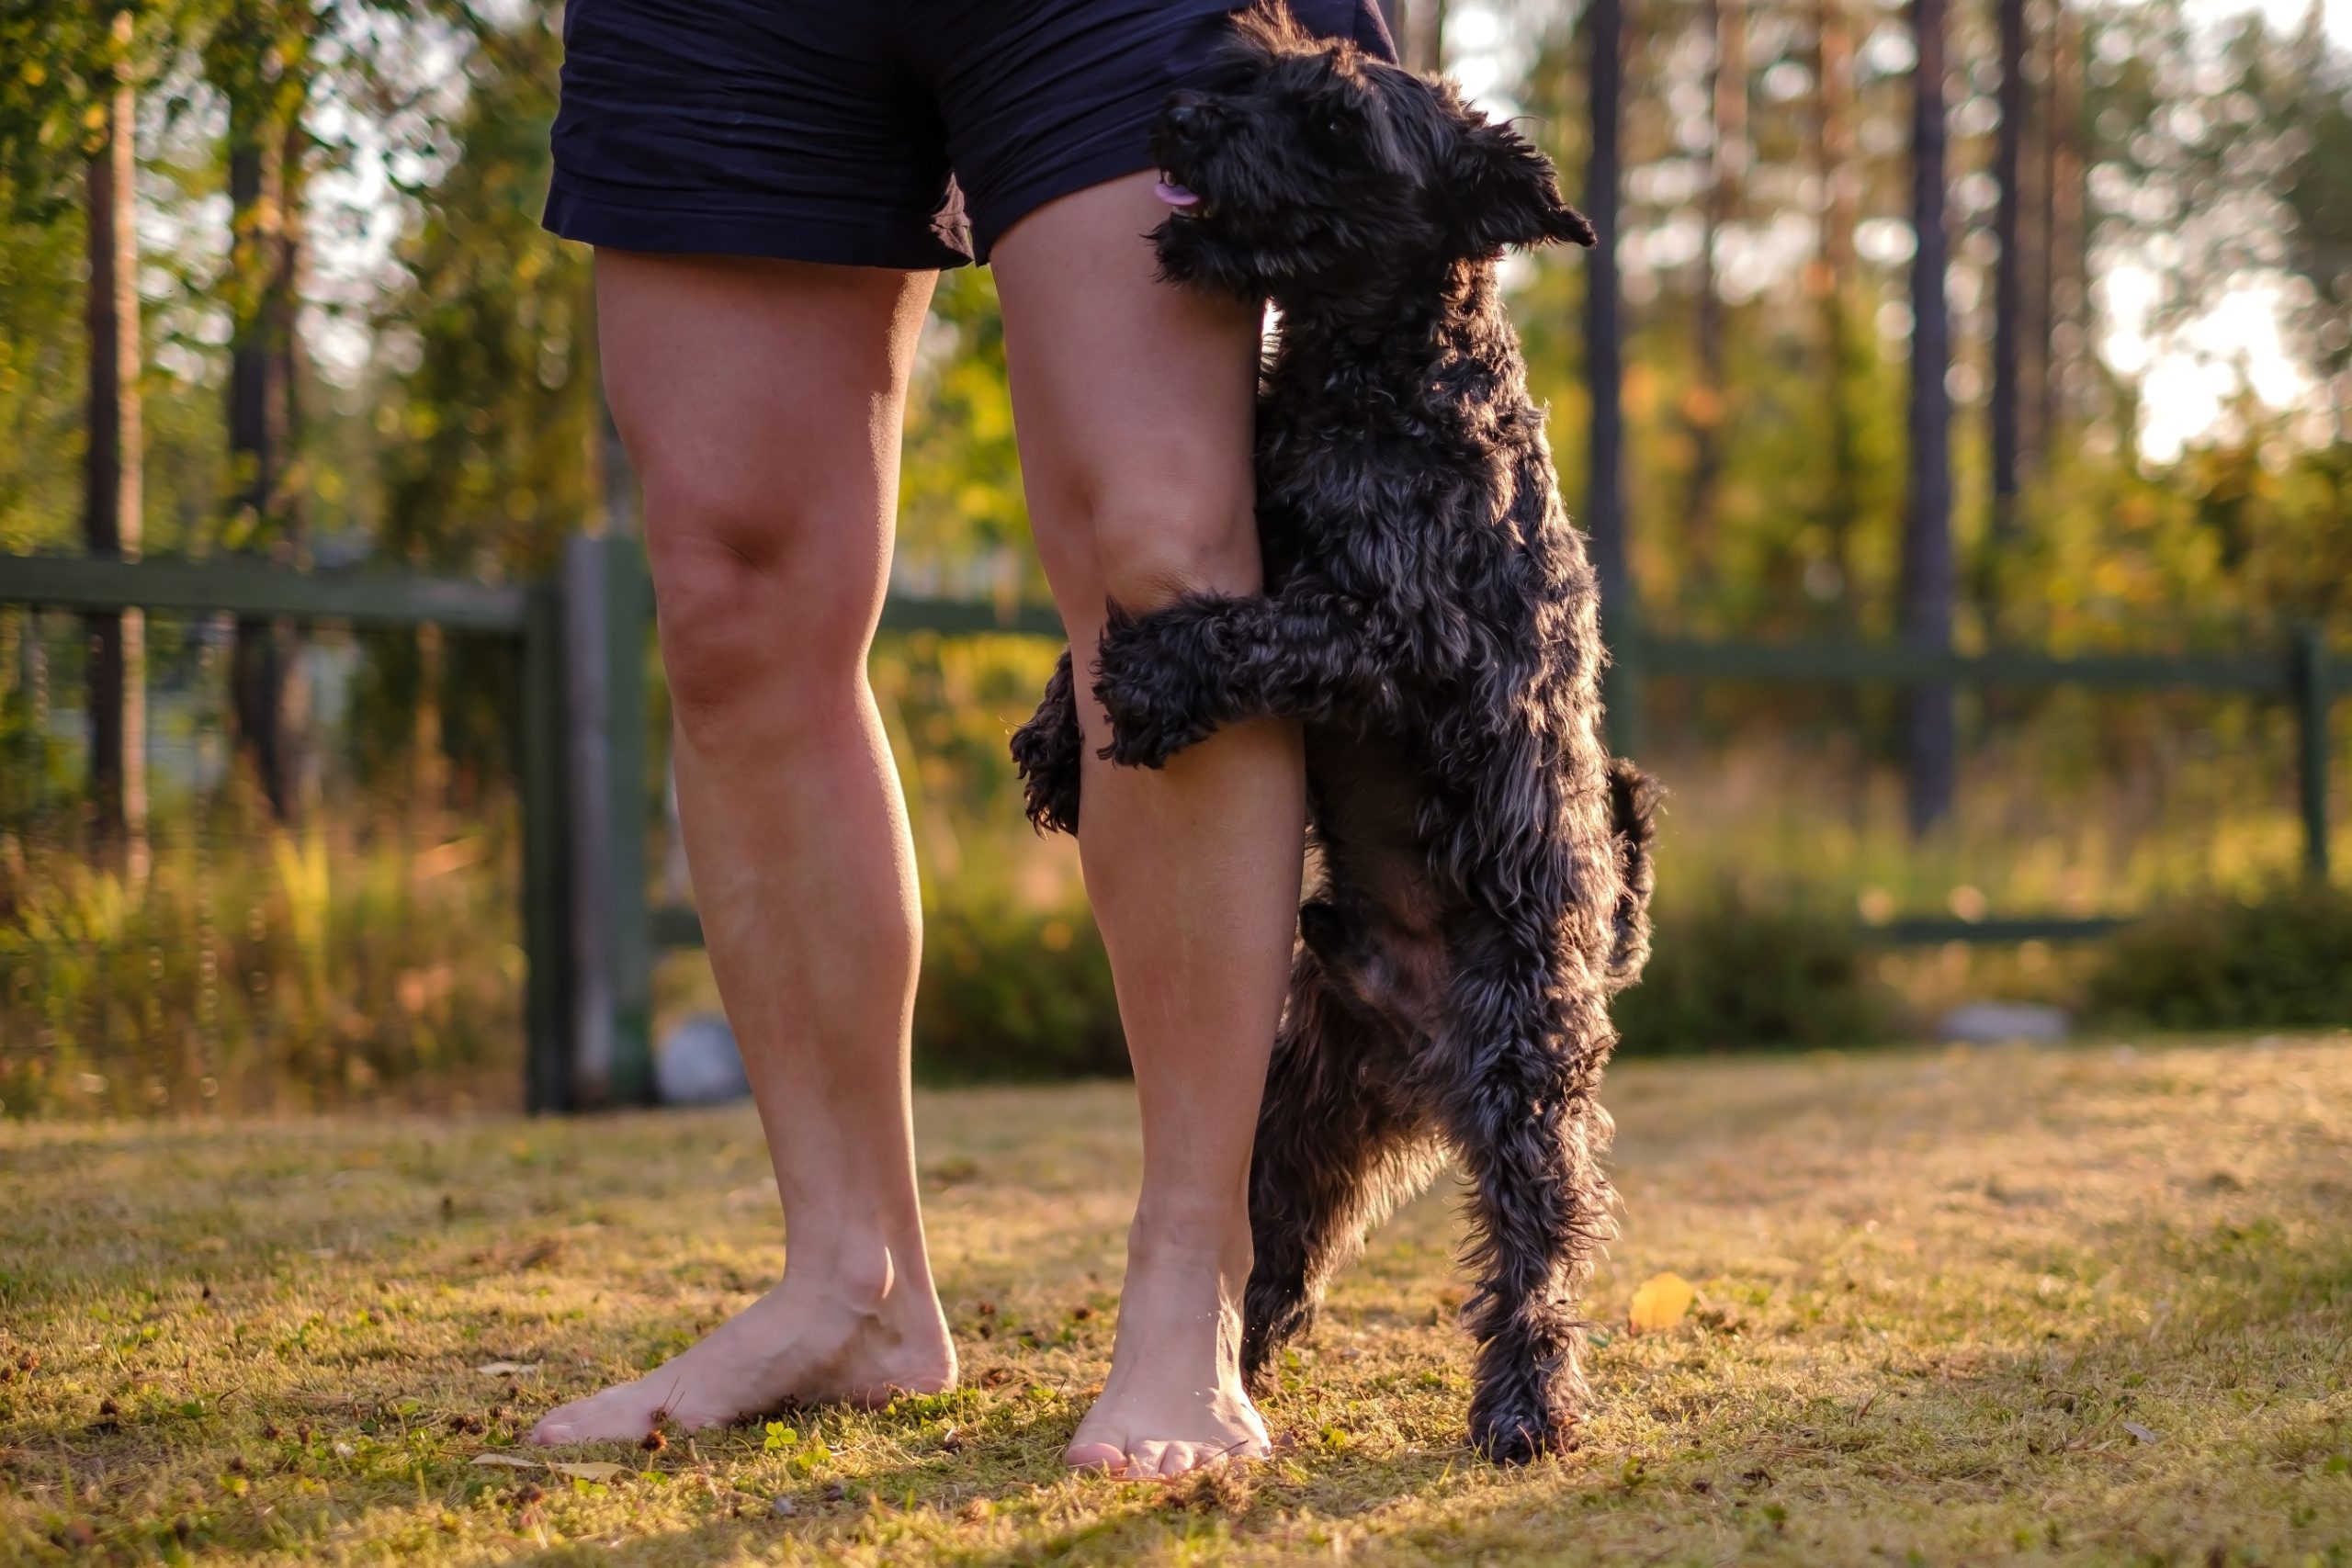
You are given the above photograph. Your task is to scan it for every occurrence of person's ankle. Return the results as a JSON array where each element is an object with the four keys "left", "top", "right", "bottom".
[
  {"left": 1125, "top": 1198, "right": 1252, "bottom": 1280},
  {"left": 779, "top": 1227, "right": 940, "bottom": 1324}
]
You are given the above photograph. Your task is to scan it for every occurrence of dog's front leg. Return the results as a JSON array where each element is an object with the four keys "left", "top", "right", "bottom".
[
  {"left": 1009, "top": 647, "right": 1085, "bottom": 835},
  {"left": 1092, "top": 582, "right": 1398, "bottom": 767}
]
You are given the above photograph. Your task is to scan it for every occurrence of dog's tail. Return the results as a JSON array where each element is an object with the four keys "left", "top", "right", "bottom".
[{"left": 1603, "top": 758, "right": 1659, "bottom": 991}]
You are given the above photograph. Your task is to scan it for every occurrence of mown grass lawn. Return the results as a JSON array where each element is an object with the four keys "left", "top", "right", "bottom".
[{"left": 3, "top": 1036, "right": 2348, "bottom": 1566}]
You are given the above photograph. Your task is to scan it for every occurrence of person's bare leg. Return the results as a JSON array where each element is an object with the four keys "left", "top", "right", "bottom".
[
  {"left": 533, "top": 252, "right": 954, "bottom": 1443},
  {"left": 993, "top": 175, "right": 1306, "bottom": 1479}
]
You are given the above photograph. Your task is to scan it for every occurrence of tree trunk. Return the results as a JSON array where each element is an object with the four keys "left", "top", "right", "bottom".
[
  {"left": 226, "top": 84, "right": 303, "bottom": 819},
  {"left": 1989, "top": 0, "right": 2028, "bottom": 570},
  {"left": 2039, "top": 8, "right": 2081, "bottom": 459},
  {"left": 83, "top": 51, "right": 146, "bottom": 874},
  {"left": 1688, "top": 0, "right": 1746, "bottom": 593},
  {"left": 1904, "top": 0, "right": 1955, "bottom": 836},
  {"left": 1814, "top": 0, "right": 1861, "bottom": 617},
  {"left": 1402, "top": 0, "right": 1445, "bottom": 73},
  {"left": 1585, "top": 0, "right": 1632, "bottom": 746},
  {"left": 1374, "top": 0, "right": 1444, "bottom": 71}
]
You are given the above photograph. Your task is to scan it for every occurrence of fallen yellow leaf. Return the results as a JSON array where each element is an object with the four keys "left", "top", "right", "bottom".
[
  {"left": 1627, "top": 1272, "right": 1696, "bottom": 1336},
  {"left": 475, "top": 1361, "right": 537, "bottom": 1376},
  {"left": 547, "top": 1461, "right": 626, "bottom": 1481},
  {"left": 470, "top": 1453, "right": 541, "bottom": 1470}
]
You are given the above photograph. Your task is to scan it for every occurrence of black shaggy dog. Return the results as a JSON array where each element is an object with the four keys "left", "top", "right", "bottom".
[{"left": 1010, "top": 6, "right": 1657, "bottom": 1464}]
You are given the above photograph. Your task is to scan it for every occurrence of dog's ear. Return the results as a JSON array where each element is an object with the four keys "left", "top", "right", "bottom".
[
  {"left": 1230, "top": 0, "right": 1315, "bottom": 55},
  {"left": 1448, "top": 118, "right": 1597, "bottom": 252}
]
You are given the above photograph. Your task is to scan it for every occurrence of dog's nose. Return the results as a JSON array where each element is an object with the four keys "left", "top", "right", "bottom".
[{"left": 1164, "top": 92, "right": 1208, "bottom": 138}]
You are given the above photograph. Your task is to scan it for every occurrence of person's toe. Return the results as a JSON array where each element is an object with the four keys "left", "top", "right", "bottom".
[
  {"left": 1125, "top": 1439, "right": 1176, "bottom": 1478},
  {"left": 1155, "top": 1442, "right": 1211, "bottom": 1479},
  {"left": 1064, "top": 1438, "right": 1128, "bottom": 1474},
  {"left": 530, "top": 1389, "right": 650, "bottom": 1446}
]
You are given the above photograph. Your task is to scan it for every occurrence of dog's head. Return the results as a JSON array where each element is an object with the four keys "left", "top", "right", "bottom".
[{"left": 1149, "top": 4, "right": 1595, "bottom": 300}]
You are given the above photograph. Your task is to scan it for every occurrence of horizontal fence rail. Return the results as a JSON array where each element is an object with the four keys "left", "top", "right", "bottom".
[
  {"left": 3, "top": 546, "right": 2340, "bottom": 1111},
  {"left": 1632, "top": 634, "right": 2299, "bottom": 695},
  {"left": 0, "top": 550, "right": 531, "bottom": 631},
  {"left": 1619, "top": 621, "right": 2337, "bottom": 887}
]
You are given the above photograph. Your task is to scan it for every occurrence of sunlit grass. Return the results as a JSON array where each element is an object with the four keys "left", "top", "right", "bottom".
[{"left": 5, "top": 1037, "right": 2346, "bottom": 1563}]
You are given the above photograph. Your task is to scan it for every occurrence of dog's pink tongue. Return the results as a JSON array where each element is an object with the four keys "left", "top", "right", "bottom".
[{"left": 1154, "top": 179, "right": 1202, "bottom": 209}]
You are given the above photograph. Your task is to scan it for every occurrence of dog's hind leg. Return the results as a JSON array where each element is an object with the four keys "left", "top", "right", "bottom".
[
  {"left": 1602, "top": 759, "right": 1659, "bottom": 989},
  {"left": 1010, "top": 647, "right": 1085, "bottom": 835},
  {"left": 1242, "top": 948, "right": 1440, "bottom": 1393},
  {"left": 1430, "top": 953, "right": 1617, "bottom": 1464}
]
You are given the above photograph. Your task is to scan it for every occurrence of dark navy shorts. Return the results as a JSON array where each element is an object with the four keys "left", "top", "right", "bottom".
[{"left": 545, "top": 0, "right": 1393, "bottom": 269}]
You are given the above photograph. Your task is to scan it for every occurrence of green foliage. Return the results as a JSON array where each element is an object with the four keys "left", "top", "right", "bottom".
[
  {"left": 898, "top": 269, "right": 1037, "bottom": 592},
  {"left": 0, "top": 4, "right": 136, "bottom": 220},
  {"left": 1614, "top": 887, "right": 1903, "bottom": 1054},
  {"left": 0, "top": 806, "right": 521, "bottom": 1119},
  {"left": 371, "top": 8, "right": 595, "bottom": 582},
  {"left": 2088, "top": 879, "right": 2352, "bottom": 1031},
  {"left": 0, "top": 191, "right": 84, "bottom": 554},
  {"left": 912, "top": 898, "right": 1124, "bottom": 1082}
]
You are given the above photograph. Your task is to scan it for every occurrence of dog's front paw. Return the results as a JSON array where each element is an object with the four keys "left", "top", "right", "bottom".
[{"left": 1092, "top": 615, "right": 1218, "bottom": 768}]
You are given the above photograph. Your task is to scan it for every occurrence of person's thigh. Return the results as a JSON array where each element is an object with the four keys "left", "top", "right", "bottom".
[
  {"left": 594, "top": 250, "right": 935, "bottom": 707},
  {"left": 988, "top": 174, "right": 1262, "bottom": 625}
]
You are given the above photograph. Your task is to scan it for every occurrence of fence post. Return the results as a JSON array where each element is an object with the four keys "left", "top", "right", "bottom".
[
  {"left": 1604, "top": 600, "right": 1644, "bottom": 760},
  {"left": 560, "top": 533, "right": 655, "bottom": 1106},
  {"left": 519, "top": 580, "right": 574, "bottom": 1112},
  {"left": 2292, "top": 622, "right": 2333, "bottom": 882},
  {"left": 603, "top": 534, "right": 653, "bottom": 1103}
]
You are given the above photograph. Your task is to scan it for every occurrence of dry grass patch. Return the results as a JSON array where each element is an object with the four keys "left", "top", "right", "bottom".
[{"left": 3, "top": 1037, "right": 2348, "bottom": 1565}]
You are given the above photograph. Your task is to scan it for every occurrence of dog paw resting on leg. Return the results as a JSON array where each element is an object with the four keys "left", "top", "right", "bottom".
[
  {"left": 1011, "top": 648, "right": 1085, "bottom": 835},
  {"left": 1094, "top": 583, "right": 1405, "bottom": 768},
  {"left": 1090, "top": 596, "right": 1247, "bottom": 768}
]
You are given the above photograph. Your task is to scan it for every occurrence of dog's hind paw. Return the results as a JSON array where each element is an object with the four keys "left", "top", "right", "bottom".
[
  {"left": 1011, "top": 649, "right": 1086, "bottom": 834},
  {"left": 1467, "top": 1398, "right": 1581, "bottom": 1466}
]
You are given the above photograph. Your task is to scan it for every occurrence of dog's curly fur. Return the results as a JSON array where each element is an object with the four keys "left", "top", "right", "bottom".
[{"left": 1009, "top": 5, "right": 1657, "bottom": 1464}]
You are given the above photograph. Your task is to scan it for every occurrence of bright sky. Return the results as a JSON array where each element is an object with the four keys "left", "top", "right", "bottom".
[{"left": 1444, "top": 0, "right": 2351, "bottom": 461}]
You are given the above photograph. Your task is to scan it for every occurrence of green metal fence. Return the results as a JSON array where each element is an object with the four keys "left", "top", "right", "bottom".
[
  {"left": 1610, "top": 616, "right": 2341, "bottom": 942},
  {"left": 0, "top": 540, "right": 1057, "bottom": 1112},
  {"left": 2, "top": 543, "right": 2340, "bottom": 1111}
]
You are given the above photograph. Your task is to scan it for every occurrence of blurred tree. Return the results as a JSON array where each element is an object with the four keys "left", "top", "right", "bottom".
[
  {"left": 2037, "top": 5, "right": 2079, "bottom": 462},
  {"left": 2281, "top": 9, "right": 2352, "bottom": 440},
  {"left": 0, "top": 3, "right": 154, "bottom": 861},
  {"left": 1375, "top": 0, "right": 1445, "bottom": 73},
  {"left": 207, "top": 0, "right": 314, "bottom": 819},
  {"left": 366, "top": 1, "right": 598, "bottom": 798},
  {"left": 1686, "top": 0, "right": 1747, "bottom": 592},
  {"left": 1904, "top": 0, "right": 1956, "bottom": 834},
  {"left": 1583, "top": 0, "right": 1630, "bottom": 684},
  {"left": 1811, "top": 0, "right": 1866, "bottom": 623},
  {"left": 1989, "top": 0, "right": 2028, "bottom": 567},
  {"left": 897, "top": 269, "right": 1035, "bottom": 601},
  {"left": 84, "top": 11, "right": 147, "bottom": 869}
]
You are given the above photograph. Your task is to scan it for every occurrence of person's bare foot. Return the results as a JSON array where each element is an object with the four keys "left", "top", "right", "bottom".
[
  {"left": 1065, "top": 1218, "right": 1271, "bottom": 1479},
  {"left": 530, "top": 1241, "right": 954, "bottom": 1444}
]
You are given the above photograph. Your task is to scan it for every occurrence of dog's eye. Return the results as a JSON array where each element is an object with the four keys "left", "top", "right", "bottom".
[{"left": 1326, "top": 115, "right": 1352, "bottom": 138}]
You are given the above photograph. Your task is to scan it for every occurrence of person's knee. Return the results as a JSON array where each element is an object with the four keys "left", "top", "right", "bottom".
[
  {"left": 1088, "top": 477, "right": 1261, "bottom": 614},
  {"left": 644, "top": 479, "right": 874, "bottom": 743}
]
